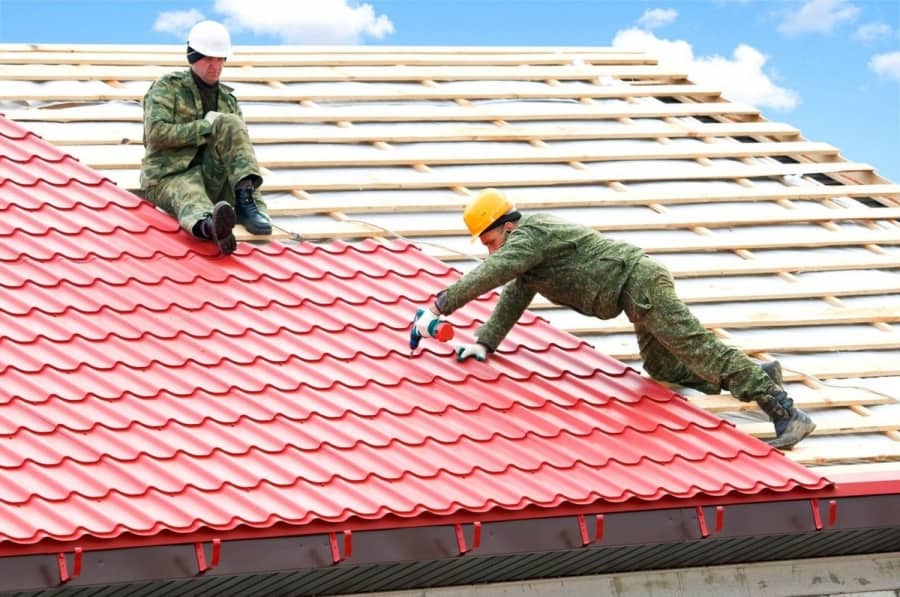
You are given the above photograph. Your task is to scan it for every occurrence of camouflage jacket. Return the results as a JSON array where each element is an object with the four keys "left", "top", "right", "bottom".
[
  {"left": 140, "top": 70, "right": 243, "bottom": 189},
  {"left": 436, "top": 213, "right": 645, "bottom": 350}
]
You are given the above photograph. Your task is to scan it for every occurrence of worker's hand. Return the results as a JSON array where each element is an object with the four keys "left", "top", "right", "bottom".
[
  {"left": 204, "top": 111, "right": 222, "bottom": 125},
  {"left": 456, "top": 342, "right": 488, "bottom": 362}
]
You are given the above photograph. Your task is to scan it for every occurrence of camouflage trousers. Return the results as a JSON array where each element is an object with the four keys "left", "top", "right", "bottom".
[
  {"left": 145, "top": 113, "right": 267, "bottom": 234},
  {"left": 619, "top": 257, "right": 774, "bottom": 402}
]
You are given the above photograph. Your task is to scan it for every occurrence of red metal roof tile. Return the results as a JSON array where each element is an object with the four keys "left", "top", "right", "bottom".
[
  {"left": 0, "top": 132, "right": 67, "bottom": 162},
  {"left": 0, "top": 201, "right": 162, "bottom": 235},
  {"left": 0, "top": 116, "right": 31, "bottom": 139},
  {"left": 0, "top": 178, "right": 145, "bottom": 210},
  {"left": 0, "top": 154, "right": 107, "bottom": 186},
  {"left": 0, "top": 115, "right": 831, "bottom": 553}
]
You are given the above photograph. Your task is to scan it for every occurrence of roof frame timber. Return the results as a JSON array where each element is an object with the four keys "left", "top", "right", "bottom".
[{"left": 2, "top": 42, "right": 897, "bottom": 492}]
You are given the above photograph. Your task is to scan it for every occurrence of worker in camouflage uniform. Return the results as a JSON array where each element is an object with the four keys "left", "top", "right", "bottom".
[
  {"left": 413, "top": 189, "right": 816, "bottom": 450},
  {"left": 140, "top": 20, "right": 272, "bottom": 255}
]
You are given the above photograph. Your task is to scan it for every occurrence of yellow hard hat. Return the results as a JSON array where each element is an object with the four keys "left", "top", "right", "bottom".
[{"left": 463, "top": 188, "right": 513, "bottom": 239}]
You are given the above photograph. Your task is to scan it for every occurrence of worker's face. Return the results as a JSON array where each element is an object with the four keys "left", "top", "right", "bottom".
[
  {"left": 479, "top": 223, "right": 512, "bottom": 255},
  {"left": 191, "top": 56, "right": 226, "bottom": 85}
]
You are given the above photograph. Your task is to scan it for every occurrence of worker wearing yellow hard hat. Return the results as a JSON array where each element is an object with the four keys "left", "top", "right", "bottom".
[
  {"left": 413, "top": 188, "right": 815, "bottom": 450},
  {"left": 462, "top": 187, "right": 516, "bottom": 240}
]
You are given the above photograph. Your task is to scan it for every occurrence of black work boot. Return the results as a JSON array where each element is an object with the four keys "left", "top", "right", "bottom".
[
  {"left": 235, "top": 186, "right": 272, "bottom": 235},
  {"left": 761, "top": 360, "right": 784, "bottom": 387},
  {"left": 758, "top": 389, "right": 816, "bottom": 450},
  {"left": 199, "top": 201, "right": 237, "bottom": 255}
]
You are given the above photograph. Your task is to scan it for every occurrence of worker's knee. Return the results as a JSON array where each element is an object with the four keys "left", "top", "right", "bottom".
[
  {"left": 211, "top": 112, "right": 246, "bottom": 135},
  {"left": 644, "top": 358, "right": 721, "bottom": 394}
]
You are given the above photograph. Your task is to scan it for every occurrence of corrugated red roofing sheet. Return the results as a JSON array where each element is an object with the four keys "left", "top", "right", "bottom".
[{"left": 0, "top": 114, "right": 829, "bottom": 552}]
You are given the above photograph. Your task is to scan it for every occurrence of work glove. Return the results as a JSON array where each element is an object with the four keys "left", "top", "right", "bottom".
[
  {"left": 456, "top": 342, "right": 488, "bottom": 362},
  {"left": 204, "top": 111, "right": 222, "bottom": 125}
]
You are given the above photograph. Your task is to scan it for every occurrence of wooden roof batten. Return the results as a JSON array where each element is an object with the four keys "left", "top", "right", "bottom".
[{"left": 1, "top": 43, "right": 898, "bottom": 472}]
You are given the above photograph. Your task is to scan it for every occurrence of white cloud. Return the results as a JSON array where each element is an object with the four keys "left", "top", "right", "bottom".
[
  {"left": 853, "top": 22, "right": 893, "bottom": 42},
  {"left": 869, "top": 51, "right": 900, "bottom": 81},
  {"left": 777, "top": 0, "right": 860, "bottom": 36},
  {"left": 213, "top": 0, "right": 394, "bottom": 44},
  {"left": 613, "top": 28, "right": 799, "bottom": 111},
  {"left": 613, "top": 29, "right": 696, "bottom": 68},
  {"left": 153, "top": 9, "right": 205, "bottom": 39},
  {"left": 636, "top": 8, "right": 678, "bottom": 30}
]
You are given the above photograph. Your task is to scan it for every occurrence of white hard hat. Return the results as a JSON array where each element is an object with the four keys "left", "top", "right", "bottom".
[{"left": 188, "top": 20, "right": 232, "bottom": 59}]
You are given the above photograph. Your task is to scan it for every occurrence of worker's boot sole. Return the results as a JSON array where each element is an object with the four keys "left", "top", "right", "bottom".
[{"left": 211, "top": 201, "right": 237, "bottom": 255}]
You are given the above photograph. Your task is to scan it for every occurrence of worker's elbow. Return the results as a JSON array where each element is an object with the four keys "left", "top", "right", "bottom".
[
  {"left": 144, "top": 126, "right": 166, "bottom": 151},
  {"left": 146, "top": 137, "right": 165, "bottom": 152}
]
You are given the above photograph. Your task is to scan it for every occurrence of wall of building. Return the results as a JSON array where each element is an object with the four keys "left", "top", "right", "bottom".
[{"left": 355, "top": 552, "right": 900, "bottom": 597}]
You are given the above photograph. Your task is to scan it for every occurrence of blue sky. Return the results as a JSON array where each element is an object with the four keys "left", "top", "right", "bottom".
[{"left": 1, "top": 0, "right": 898, "bottom": 181}]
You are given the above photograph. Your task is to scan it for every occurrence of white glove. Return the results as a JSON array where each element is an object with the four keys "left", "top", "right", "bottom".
[
  {"left": 456, "top": 342, "right": 488, "bottom": 362},
  {"left": 414, "top": 307, "right": 441, "bottom": 338},
  {"left": 204, "top": 111, "right": 222, "bottom": 125}
]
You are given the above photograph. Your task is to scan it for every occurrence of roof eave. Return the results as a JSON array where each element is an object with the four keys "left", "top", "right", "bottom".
[{"left": 1, "top": 488, "right": 897, "bottom": 594}]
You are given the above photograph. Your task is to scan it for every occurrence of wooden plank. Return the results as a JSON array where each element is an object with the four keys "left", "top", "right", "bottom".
[
  {"left": 686, "top": 305, "right": 900, "bottom": 328},
  {"left": 0, "top": 82, "right": 719, "bottom": 104},
  {"left": 0, "top": 83, "right": 599, "bottom": 103},
  {"left": 545, "top": 298, "right": 900, "bottom": 325},
  {"left": 0, "top": 43, "right": 640, "bottom": 56},
  {"left": 0, "top": 50, "right": 657, "bottom": 67},
  {"left": 601, "top": 331, "right": 900, "bottom": 362},
  {"left": 0, "top": 63, "right": 686, "bottom": 83},
  {"left": 655, "top": 254, "right": 900, "bottom": 278},
  {"left": 643, "top": 356, "right": 900, "bottom": 383},
  {"left": 253, "top": 120, "right": 793, "bottom": 143},
  {"left": 766, "top": 356, "right": 900, "bottom": 380},
  {"left": 273, "top": 184, "right": 900, "bottom": 215},
  {"left": 738, "top": 412, "right": 900, "bottom": 439},
  {"left": 619, "top": 359, "right": 900, "bottom": 390},
  {"left": 607, "top": 276, "right": 900, "bottom": 304},
  {"left": 109, "top": 160, "right": 874, "bottom": 193},
  {"left": 802, "top": 461, "right": 900, "bottom": 475},
  {"left": 239, "top": 219, "right": 900, "bottom": 251},
  {"left": 557, "top": 306, "right": 900, "bottom": 335},
  {"left": 85, "top": 141, "right": 842, "bottom": 170},
  {"left": 3, "top": 100, "right": 760, "bottom": 124},
  {"left": 788, "top": 443, "right": 900, "bottom": 466},
  {"left": 671, "top": 280, "right": 900, "bottom": 304},
  {"left": 729, "top": 333, "right": 900, "bottom": 354},
  {"left": 572, "top": 204, "right": 900, "bottom": 230},
  {"left": 685, "top": 385, "right": 895, "bottom": 413},
  {"left": 235, "top": 229, "right": 294, "bottom": 242},
  {"left": 271, "top": 206, "right": 900, "bottom": 236},
  {"left": 435, "top": 245, "right": 900, "bottom": 273},
  {"left": 41, "top": 121, "right": 802, "bottom": 146}
]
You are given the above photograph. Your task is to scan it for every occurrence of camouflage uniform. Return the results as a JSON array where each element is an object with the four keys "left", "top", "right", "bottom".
[
  {"left": 436, "top": 213, "right": 774, "bottom": 402},
  {"left": 140, "top": 70, "right": 267, "bottom": 233}
]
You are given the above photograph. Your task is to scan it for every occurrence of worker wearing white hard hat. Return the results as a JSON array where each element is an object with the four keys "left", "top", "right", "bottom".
[
  {"left": 140, "top": 20, "right": 272, "bottom": 255},
  {"left": 188, "top": 20, "right": 233, "bottom": 60}
]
